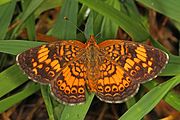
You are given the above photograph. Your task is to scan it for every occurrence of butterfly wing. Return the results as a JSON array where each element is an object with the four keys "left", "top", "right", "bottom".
[
  {"left": 98, "top": 40, "right": 169, "bottom": 83},
  {"left": 17, "top": 40, "right": 87, "bottom": 104},
  {"left": 95, "top": 57, "right": 140, "bottom": 103},
  {"left": 93, "top": 40, "right": 168, "bottom": 103},
  {"left": 51, "top": 57, "right": 87, "bottom": 105}
]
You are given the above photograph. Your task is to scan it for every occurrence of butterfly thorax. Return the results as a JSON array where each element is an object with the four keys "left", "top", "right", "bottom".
[
  {"left": 85, "top": 36, "right": 101, "bottom": 91},
  {"left": 85, "top": 35, "right": 100, "bottom": 75},
  {"left": 86, "top": 45, "right": 99, "bottom": 73}
]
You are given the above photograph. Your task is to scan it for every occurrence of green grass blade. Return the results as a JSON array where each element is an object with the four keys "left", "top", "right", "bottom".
[
  {"left": 59, "top": 93, "right": 94, "bottom": 120},
  {"left": 93, "top": 13, "right": 104, "bottom": 39},
  {"left": 0, "top": 82, "right": 40, "bottom": 113},
  {"left": 77, "top": 4, "right": 88, "bottom": 27},
  {"left": 84, "top": 11, "right": 94, "bottom": 39},
  {"left": 120, "top": 76, "right": 180, "bottom": 120},
  {"left": 79, "top": 0, "right": 150, "bottom": 41},
  {"left": 41, "top": 85, "right": 55, "bottom": 120},
  {"left": 161, "top": 63, "right": 180, "bottom": 76},
  {"left": 0, "top": 1, "right": 16, "bottom": 39},
  {"left": 0, "top": 0, "right": 11, "bottom": 6},
  {"left": 35, "top": 0, "right": 64, "bottom": 17},
  {"left": 144, "top": 80, "right": 180, "bottom": 111},
  {"left": 137, "top": 0, "right": 180, "bottom": 22},
  {"left": 164, "top": 90, "right": 180, "bottom": 111},
  {"left": 19, "top": 0, "right": 44, "bottom": 23},
  {"left": 160, "top": 54, "right": 180, "bottom": 76},
  {"left": 51, "top": 0, "right": 78, "bottom": 39},
  {"left": 25, "top": 15, "right": 36, "bottom": 40},
  {"left": 125, "top": 97, "right": 136, "bottom": 109},
  {"left": 0, "top": 65, "right": 27, "bottom": 98},
  {"left": 171, "top": 19, "right": 180, "bottom": 31},
  {"left": 22, "top": 0, "right": 36, "bottom": 40},
  {"left": 100, "top": 0, "right": 120, "bottom": 39},
  {"left": 11, "top": 0, "right": 44, "bottom": 38},
  {"left": 0, "top": 40, "right": 44, "bottom": 55},
  {"left": 120, "top": 0, "right": 140, "bottom": 17}
]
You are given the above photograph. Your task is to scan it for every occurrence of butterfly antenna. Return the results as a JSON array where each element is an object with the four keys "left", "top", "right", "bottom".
[
  {"left": 64, "top": 16, "right": 85, "bottom": 36},
  {"left": 95, "top": 32, "right": 102, "bottom": 38},
  {"left": 95, "top": 32, "right": 103, "bottom": 43}
]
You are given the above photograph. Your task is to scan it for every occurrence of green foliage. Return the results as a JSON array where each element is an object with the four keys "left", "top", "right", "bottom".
[{"left": 0, "top": 0, "right": 180, "bottom": 119}]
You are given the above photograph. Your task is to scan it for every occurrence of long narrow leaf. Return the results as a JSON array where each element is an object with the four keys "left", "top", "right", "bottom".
[
  {"left": 79, "top": 0, "right": 150, "bottom": 41},
  {"left": 120, "top": 76, "right": 180, "bottom": 120},
  {"left": 0, "top": 1, "right": 16, "bottom": 39},
  {"left": 11, "top": 0, "right": 44, "bottom": 38},
  {"left": 0, "top": 65, "right": 27, "bottom": 98},
  {"left": 51, "top": 0, "right": 78, "bottom": 39},
  {"left": 0, "top": 40, "right": 44, "bottom": 55},
  {"left": 41, "top": 85, "right": 55, "bottom": 120},
  {"left": 137, "top": 0, "right": 180, "bottom": 22},
  {"left": 0, "top": 82, "right": 39, "bottom": 113}
]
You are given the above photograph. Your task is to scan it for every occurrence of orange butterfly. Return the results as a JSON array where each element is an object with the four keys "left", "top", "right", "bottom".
[{"left": 16, "top": 35, "right": 168, "bottom": 105}]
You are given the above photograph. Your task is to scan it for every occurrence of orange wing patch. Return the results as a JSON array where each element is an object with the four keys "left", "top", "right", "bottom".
[
  {"left": 93, "top": 57, "right": 139, "bottom": 103},
  {"left": 51, "top": 59, "right": 86, "bottom": 104}
]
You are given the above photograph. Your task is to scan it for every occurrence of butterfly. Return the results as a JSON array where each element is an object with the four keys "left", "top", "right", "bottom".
[{"left": 16, "top": 35, "right": 169, "bottom": 105}]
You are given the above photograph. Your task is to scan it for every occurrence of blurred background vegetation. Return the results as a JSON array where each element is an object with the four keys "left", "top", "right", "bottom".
[{"left": 0, "top": 0, "right": 180, "bottom": 120}]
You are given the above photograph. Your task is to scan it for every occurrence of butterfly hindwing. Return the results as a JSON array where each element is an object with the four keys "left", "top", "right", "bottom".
[
  {"left": 51, "top": 58, "right": 87, "bottom": 104},
  {"left": 95, "top": 57, "right": 140, "bottom": 103}
]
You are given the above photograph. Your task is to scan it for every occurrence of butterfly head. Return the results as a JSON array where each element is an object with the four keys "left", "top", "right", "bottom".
[{"left": 86, "top": 35, "right": 98, "bottom": 48}]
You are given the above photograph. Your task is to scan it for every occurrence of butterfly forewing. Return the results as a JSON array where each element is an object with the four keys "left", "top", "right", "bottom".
[{"left": 17, "top": 40, "right": 85, "bottom": 83}]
